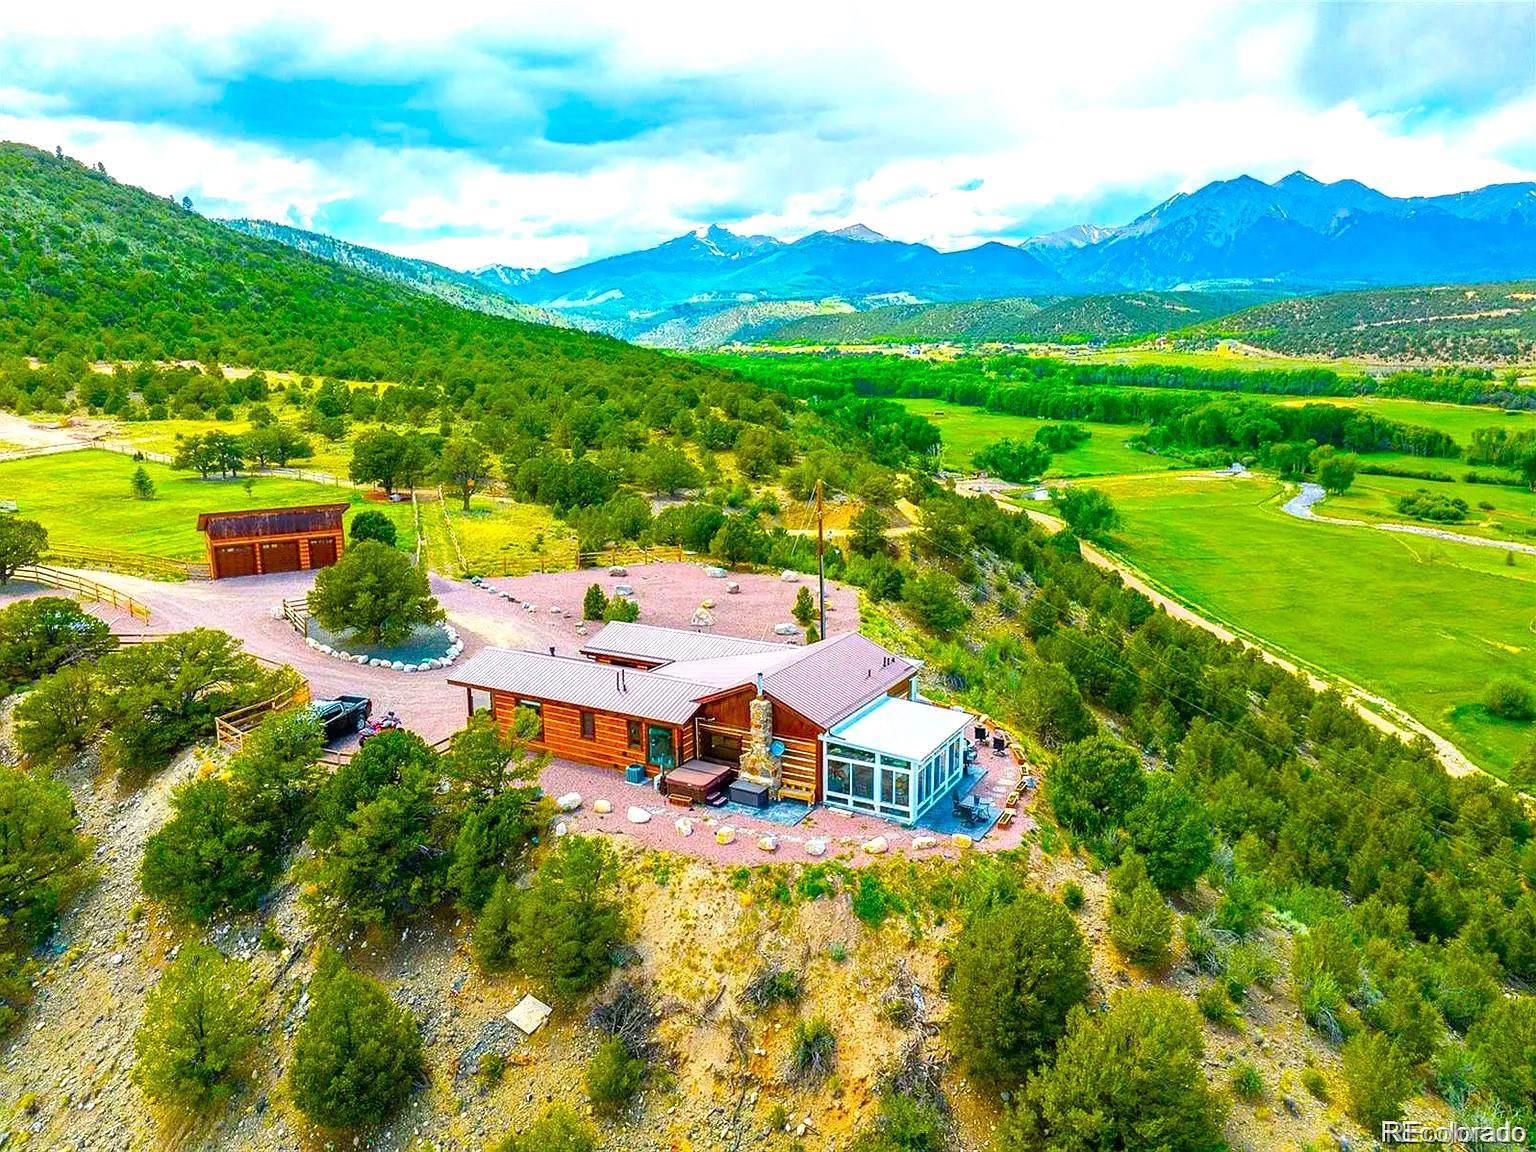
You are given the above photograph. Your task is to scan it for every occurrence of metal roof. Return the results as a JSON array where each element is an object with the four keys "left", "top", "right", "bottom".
[
  {"left": 196, "top": 503, "right": 348, "bottom": 538},
  {"left": 756, "top": 632, "right": 921, "bottom": 728},
  {"left": 827, "top": 696, "right": 974, "bottom": 762},
  {"left": 448, "top": 648, "right": 711, "bottom": 726},
  {"left": 653, "top": 648, "right": 808, "bottom": 690},
  {"left": 580, "top": 621, "right": 789, "bottom": 666}
]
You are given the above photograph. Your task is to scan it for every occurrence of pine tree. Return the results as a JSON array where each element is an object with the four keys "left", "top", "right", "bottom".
[
  {"left": 133, "top": 943, "right": 260, "bottom": 1109},
  {"left": 130, "top": 465, "right": 156, "bottom": 500}
]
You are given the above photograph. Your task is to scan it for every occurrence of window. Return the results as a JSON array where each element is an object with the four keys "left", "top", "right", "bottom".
[
  {"left": 852, "top": 762, "right": 875, "bottom": 801},
  {"left": 580, "top": 711, "right": 596, "bottom": 740},
  {"left": 826, "top": 759, "right": 852, "bottom": 797},
  {"left": 516, "top": 699, "right": 543, "bottom": 740},
  {"left": 627, "top": 719, "right": 642, "bottom": 748},
  {"left": 826, "top": 742, "right": 876, "bottom": 762}
]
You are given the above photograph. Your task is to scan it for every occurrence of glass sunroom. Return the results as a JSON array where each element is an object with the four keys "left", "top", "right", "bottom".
[{"left": 820, "top": 696, "right": 973, "bottom": 824}]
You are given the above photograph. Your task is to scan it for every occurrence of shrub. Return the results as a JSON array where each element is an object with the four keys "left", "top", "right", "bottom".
[
  {"left": 743, "top": 965, "right": 803, "bottom": 1011},
  {"left": 1060, "top": 882, "right": 1084, "bottom": 911},
  {"left": 1467, "top": 996, "right": 1536, "bottom": 1127},
  {"left": 586, "top": 1035, "right": 646, "bottom": 1114},
  {"left": 13, "top": 663, "right": 102, "bottom": 764},
  {"left": 1394, "top": 490, "right": 1469, "bottom": 522},
  {"left": 0, "top": 517, "right": 47, "bottom": 584},
  {"left": 996, "top": 990, "right": 1226, "bottom": 1152},
  {"left": 309, "top": 541, "right": 443, "bottom": 646},
  {"left": 140, "top": 778, "right": 277, "bottom": 921},
  {"left": 582, "top": 583, "right": 607, "bottom": 620},
  {"left": 489, "top": 1105, "right": 596, "bottom": 1152},
  {"left": 1340, "top": 1032, "right": 1413, "bottom": 1130},
  {"left": 851, "top": 872, "right": 895, "bottom": 929},
  {"left": 901, "top": 570, "right": 970, "bottom": 635},
  {"left": 603, "top": 596, "right": 640, "bottom": 623},
  {"left": 848, "top": 1094, "right": 948, "bottom": 1152},
  {"left": 349, "top": 509, "right": 398, "bottom": 547},
  {"left": 791, "top": 1017, "right": 837, "bottom": 1083},
  {"left": 1485, "top": 677, "right": 1536, "bottom": 722},
  {"left": 946, "top": 889, "right": 1090, "bottom": 1085},
  {"left": 1124, "top": 772, "right": 1213, "bottom": 891},
  {"left": 472, "top": 836, "right": 627, "bottom": 1002},
  {"left": 288, "top": 951, "right": 423, "bottom": 1131},
  {"left": 1300, "top": 1064, "right": 1328, "bottom": 1101},
  {"left": 1045, "top": 735, "right": 1144, "bottom": 838},
  {"left": 1229, "top": 1061, "right": 1264, "bottom": 1102},
  {"left": 133, "top": 943, "right": 260, "bottom": 1109},
  {"left": 1196, "top": 984, "right": 1237, "bottom": 1026},
  {"left": 792, "top": 586, "right": 816, "bottom": 627},
  {"left": 0, "top": 597, "right": 112, "bottom": 694},
  {"left": 1107, "top": 856, "right": 1173, "bottom": 968}
]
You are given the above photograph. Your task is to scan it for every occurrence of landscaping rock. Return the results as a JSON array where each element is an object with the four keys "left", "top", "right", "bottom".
[
  {"left": 779, "top": 570, "right": 800, "bottom": 582},
  {"left": 614, "top": 583, "right": 634, "bottom": 596},
  {"left": 608, "top": 566, "right": 628, "bottom": 577},
  {"left": 773, "top": 623, "right": 799, "bottom": 636},
  {"left": 390, "top": 660, "right": 406, "bottom": 672},
  {"left": 626, "top": 806, "right": 651, "bottom": 825},
  {"left": 714, "top": 826, "right": 736, "bottom": 845},
  {"left": 757, "top": 834, "right": 778, "bottom": 852},
  {"left": 725, "top": 581, "right": 740, "bottom": 594},
  {"left": 554, "top": 821, "right": 568, "bottom": 837},
  {"left": 592, "top": 799, "right": 613, "bottom": 815},
  {"left": 951, "top": 833, "right": 974, "bottom": 849},
  {"left": 675, "top": 817, "right": 695, "bottom": 837},
  {"left": 911, "top": 836, "right": 938, "bottom": 851},
  {"left": 862, "top": 836, "right": 888, "bottom": 855},
  {"left": 804, "top": 838, "right": 827, "bottom": 856},
  {"left": 555, "top": 792, "right": 582, "bottom": 812}
]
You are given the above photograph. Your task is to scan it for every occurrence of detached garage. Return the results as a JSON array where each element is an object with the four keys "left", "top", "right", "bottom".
[{"left": 197, "top": 504, "right": 348, "bottom": 580}]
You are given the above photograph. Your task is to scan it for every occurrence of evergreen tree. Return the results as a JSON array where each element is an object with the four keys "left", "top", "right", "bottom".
[
  {"left": 133, "top": 943, "right": 260, "bottom": 1109},
  {"left": 130, "top": 465, "right": 156, "bottom": 499}
]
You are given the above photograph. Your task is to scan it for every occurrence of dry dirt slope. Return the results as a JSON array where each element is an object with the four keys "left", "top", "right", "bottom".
[{"left": 0, "top": 721, "right": 1445, "bottom": 1151}]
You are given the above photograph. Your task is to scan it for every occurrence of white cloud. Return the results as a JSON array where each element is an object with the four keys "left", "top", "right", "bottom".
[{"left": 0, "top": 1, "right": 1530, "bottom": 268}]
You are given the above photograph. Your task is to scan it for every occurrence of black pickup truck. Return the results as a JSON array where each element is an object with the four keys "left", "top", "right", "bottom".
[{"left": 308, "top": 695, "right": 373, "bottom": 742}]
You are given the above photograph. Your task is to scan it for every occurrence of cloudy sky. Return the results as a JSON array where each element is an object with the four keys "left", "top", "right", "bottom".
[{"left": 3, "top": 1, "right": 1533, "bottom": 271}]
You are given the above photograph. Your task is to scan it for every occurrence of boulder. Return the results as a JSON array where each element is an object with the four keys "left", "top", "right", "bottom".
[
  {"left": 725, "top": 581, "right": 740, "bottom": 594},
  {"left": 675, "top": 817, "right": 695, "bottom": 837},
  {"left": 779, "top": 570, "right": 801, "bottom": 583},
  {"left": 773, "top": 623, "right": 799, "bottom": 636},
  {"left": 951, "top": 833, "right": 974, "bottom": 849},
  {"left": 862, "top": 836, "right": 888, "bottom": 855},
  {"left": 911, "top": 836, "right": 938, "bottom": 851},
  {"left": 757, "top": 834, "right": 778, "bottom": 852},
  {"left": 337, "top": 651, "right": 351, "bottom": 661},
  {"left": 368, "top": 658, "right": 385, "bottom": 668},
  {"left": 548, "top": 605, "right": 564, "bottom": 615},
  {"left": 355, "top": 654, "right": 368, "bottom": 665},
  {"left": 715, "top": 825, "right": 736, "bottom": 845},
  {"left": 554, "top": 821, "right": 568, "bottom": 837},
  {"left": 704, "top": 565, "right": 727, "bottom": 578},
  {"left": 614, "top": 583, "right": 634, "bottom": 597},
  {"left": 390, "top": 660, "right": 406, "bottom": 672},
  {"left": 555, "top": 792, "right": 582, "bottom": 812},
  {"left": 804, "top": 838, "right": 827, "bottom": 857},
  {"left": 626, "top": 806, "right": 651, "bottom": 824},
  {"left": 700, "top": 598, "right": 715, "bottom": 609},
  {"left": 608, "top": 566, "right": 628, "bottom": 577},
  {"left": 318, "top": 644, "right": 334, "bottom": 656},
  {"left": 691, "top": 608, "right": 714, "bottom": 627},
  {"left": 592, "top": 799, "right": 613, "bottom": 815}
]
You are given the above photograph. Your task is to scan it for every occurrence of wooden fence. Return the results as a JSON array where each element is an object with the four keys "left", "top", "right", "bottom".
[
  {"left": 43, "top": 544, "right": 204, "bottom": 582},
  {"left": 213, "top": 683, "right": 313, "bottom": 748},
  {"left": 12, "top": 564, "right": 152, "bottom": 621},
  {"left": 490, "top": 542, "right": 685, "bottom": 577},
  {"left": 281, "top": 596, "right": 310, "bottom": 638}
]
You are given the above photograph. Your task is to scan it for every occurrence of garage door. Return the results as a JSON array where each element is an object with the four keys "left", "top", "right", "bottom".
[
  {"left": 212, "top": 543, "right": 257, "bottom": 579},
  {"left": 259, "top": 539, "right": 301, "bottom": 574},
  {"left": 307, "top": 536, "right": 338, "bottom": 569}
]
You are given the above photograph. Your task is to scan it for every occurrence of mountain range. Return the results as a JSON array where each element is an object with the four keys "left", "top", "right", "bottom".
[{"left": 426, "top": 172, "right": 1533, "bottom": 340}]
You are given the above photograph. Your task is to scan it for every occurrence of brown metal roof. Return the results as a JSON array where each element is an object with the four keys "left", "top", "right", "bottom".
[
  {"left": 758, "top": 632, "right": 919, "bottom": 728},
  {"left": 448, "top": 649, "right": 711, "bottom": 726},
  {"left": 196, "top": 504, "right": 348, "bottom": 539},
  {"left": 580, "top": 621, "right": 789, "bottom": 666}
]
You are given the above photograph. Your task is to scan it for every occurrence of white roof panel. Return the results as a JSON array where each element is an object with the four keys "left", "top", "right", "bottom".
[{"left": 827, "top": 696, "right": 973, "bottom": 762}]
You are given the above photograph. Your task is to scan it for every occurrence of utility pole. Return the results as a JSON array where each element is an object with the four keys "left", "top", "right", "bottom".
[{"left": 814, "top": 479, "right": 827, "bottom": 640}]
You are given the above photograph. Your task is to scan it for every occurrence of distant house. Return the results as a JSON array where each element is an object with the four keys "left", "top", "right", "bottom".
[
  {"left": 196, "top": 504, "right": 348, "bottom": 579},
  {"left": 448, "top": 621, "right": 972, "bottom": 821}
]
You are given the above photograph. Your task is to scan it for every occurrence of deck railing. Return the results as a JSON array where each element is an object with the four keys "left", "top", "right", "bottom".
[
  {"left": 280, "top": 596, "right": 310, "bottom": 638},
  {"left": 12, "top": 564, "right": 152, "bottom": 621}
]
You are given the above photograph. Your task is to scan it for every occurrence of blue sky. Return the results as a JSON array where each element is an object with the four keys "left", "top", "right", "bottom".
[{"left": 2, "top": 1, "right": 1532, "bottom": 271}]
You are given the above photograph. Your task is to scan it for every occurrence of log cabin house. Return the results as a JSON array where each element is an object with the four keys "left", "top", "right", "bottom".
[
  {"left": 196, "top": 504, "right": 348, "bottom": 579},
  {"left": 448, "top": 622, "right": 972, "bottom": 822}
]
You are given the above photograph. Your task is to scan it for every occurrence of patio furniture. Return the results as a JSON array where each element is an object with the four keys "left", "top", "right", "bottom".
[
  {"left": 991, "top": 734, "right": 1006, "bottom": 752},
  {"left": 973, "top": 725, "right": 988, "bottom": 742},
  {"left": 728, "top": 779, "right": 771, "bottom": 809},
  {"left": 998, "top": 809, "right": 1015, "bottom": 828}
]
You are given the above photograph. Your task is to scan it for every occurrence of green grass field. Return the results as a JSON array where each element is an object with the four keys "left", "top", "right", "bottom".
[
  {"left": 897, "top": 398, "right": 1164, "bottom": 477},
  {"left": 1270, "top": 394, "right": 1536, "bottom": 446},
  {"left": 1094, "top": 471, "right": 1536, "bottom": 776},
  {"left": 420, "top": 492, "right": 570, "bottom": 576},
  {"left": 1327, "top": 469, "right": 1536, "bottom": 544},
  {"left": 0, "top": 449, "right": 367, "bottom": 560}
]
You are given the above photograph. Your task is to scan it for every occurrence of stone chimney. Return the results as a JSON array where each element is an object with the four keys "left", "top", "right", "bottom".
[{"left": 736, "top": 685, "right": 781, "bottom": 798}]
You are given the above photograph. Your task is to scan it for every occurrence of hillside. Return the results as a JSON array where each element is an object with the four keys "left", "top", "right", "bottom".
[
  {"left": 764, "top": 291, "right": 1264, "bottom": 346},
  {"left": 221, "top": 219, "right": 575, "bottom": 329},
  {"left": 1190, "top": 280, "right": 1536, "bottom": 362},
  {"left": 0, "top": 142, "right": 706, "bottom": 387}
]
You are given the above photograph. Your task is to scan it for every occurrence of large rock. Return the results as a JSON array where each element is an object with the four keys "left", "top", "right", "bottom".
[
  {"left": 614, "top": 583, "right": 635, "bottom": 597},
  {"left": 951, "top": 833, "right": 974, "bottom": 850},
  {"left": 715, "top": 825, "right": 736, "bottom": 845},
  {"left": 779, "top": 570, "right": 801, "bottom": 583},
  {"left": 592, "top": 799, "right": 613, "bottom": 815},
  {"left": 862, "top": 836, "right": 888, "bottom": 855},
  {"left": 555, "top": 792, "right": 582, "bottom": 812},
  {"left": 911, "top": 836, "right": 938, "bottom": 851},
  {"left": 757, "top": 834, "right": 778, "bottom": 853},
  {"left": 626, "top": 806, "right": 651, "bottom": 825},
  {"left": 804, "top": 838, "right": 827, "bottom": 857},
  {"left": 773, "top": 623, "right": 799, "bottom": 636},
  {"left": 608, "top": 566, "right": 628, "bottom": 577},
  {"left": 704, "top": 565, "right": 727, "bottom": 578},
  {"left": 675, "top": 817, "right": 695, "bottom": 837}
]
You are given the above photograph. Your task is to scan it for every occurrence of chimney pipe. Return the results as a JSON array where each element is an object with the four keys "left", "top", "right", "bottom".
[
  {"left": 755, "top": 672, "right": 764, "bottom": 698},
  {"left": 549, "top": 646, "right": 555, "bottom": 656}
]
